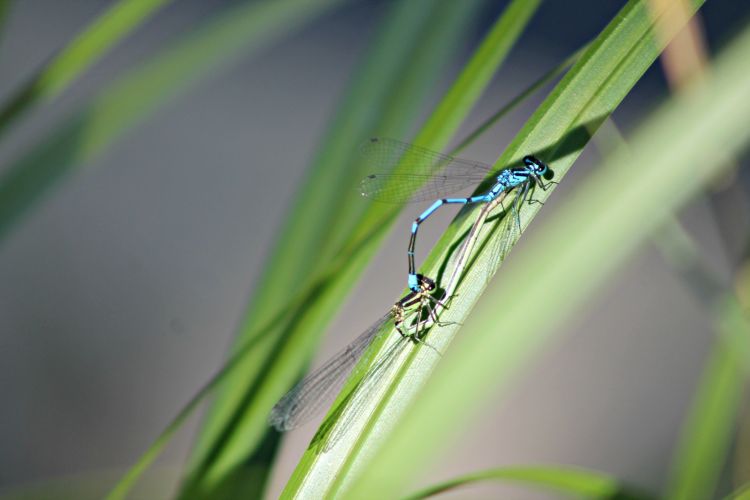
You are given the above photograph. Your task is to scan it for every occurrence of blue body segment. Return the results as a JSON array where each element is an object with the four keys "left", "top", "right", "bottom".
[
  {"left": 360, "top": 138, "right": 554, "bottom": 292},
  {"left": 404, "top": 157, "right": 551, "bottom": 291}
]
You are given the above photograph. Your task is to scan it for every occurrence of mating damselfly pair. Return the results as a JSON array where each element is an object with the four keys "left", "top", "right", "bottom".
[{"left": 268, "top": 138, "right": 554, "bottom": 443}]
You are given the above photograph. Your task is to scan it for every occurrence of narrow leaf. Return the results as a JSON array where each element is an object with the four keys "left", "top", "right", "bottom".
[
  {"left": 180, "top": 1, "right": 491, "bottom": 497},
  {"left": 404, "top": 466, "right": 654, "bottom": 500},
  {"left": 665, "top": 296, "right": 749, "bottom": 500},
  {"left": 0, "top": 0, "right": 345, "bottom": 244},
  {"left": 352, "top": 4, "right": 750, "bottom": 496},
  {"left": 281, "top": 1, "right": 542, "bottom": 497},
  {"left": 0, "top": 0, "right": 174, "bottom": 137}
]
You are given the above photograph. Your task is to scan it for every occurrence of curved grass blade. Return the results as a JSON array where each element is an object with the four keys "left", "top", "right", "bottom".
[
  {"left": 451, "top": 43, "right": 589, "bottom": 155},
  {"left": 280, "top": 1, "right": 543, "bottom": 497},
  {"left": 105, "top": 329, "right": 270, "bottom": 500},
  {"left": 403, "top": 466, "right": 655, "bottom": 500},
  {"left": 184, "top": 1, "right": 448, "bottom": 475},
  {"left": 180, "top": 1, "right": 494, "bottom": 497},
  {"left": 268, "top": 312, "right": 393, "bottom": 432},
  {"left": 105, "top": 279, "right": 339, "bottom": 500},
  {"left": 317, "top": 0, "right": 493, "bottom": 256},
  {"left": 0, "top": 0, "right": 174, "bottom": 138},
  {"left": 349, "top": 4, "right": 750, "bottom": 496},
  {"left": 665, "top": 296, "right": 749, "bottom": 500},
  {"left": 0, "top": 0, "right": 345, "bottom": 245},
  {"left": 0, "top": 0, "right": 348, "bottom": 496}
]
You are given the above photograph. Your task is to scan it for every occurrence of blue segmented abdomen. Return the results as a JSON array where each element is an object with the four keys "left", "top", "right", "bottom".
[{"left": 415, "top": 200, "right": 445, "bottom": 226}]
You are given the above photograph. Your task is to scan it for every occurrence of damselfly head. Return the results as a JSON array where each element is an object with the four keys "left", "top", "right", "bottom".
[
  {"left": 523, "top": 155, "right": 553, "bottom": 180},
  {"left": 415, "top": 274, "right": 436, "bottom": 292}
]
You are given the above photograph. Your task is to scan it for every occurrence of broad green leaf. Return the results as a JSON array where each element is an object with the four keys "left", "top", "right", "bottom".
[
  {"left": 350, "top": 3, "right": 750, "bottom": 496},
  {"left": 0, "top": 0, "right": 345, "bottom": 244},
  {"left": 665, "top": 296, "right": 749, "bottom": 500},
  {"left": 0, "top": 0, "right": 174, "bottom": 138},
  {"left": 403, "top": 466, "right": 654, "bottom": 500},
  {"left": 280, "top": 1, "right": 542, "bottom": 497},
  {"left": 181, "top": 1, "right": 494, "bottom": 497}
]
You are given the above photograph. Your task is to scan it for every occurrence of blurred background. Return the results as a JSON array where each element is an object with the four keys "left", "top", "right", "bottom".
[{"left": 0, "top": 0, "right": 748, "bottom": 498}]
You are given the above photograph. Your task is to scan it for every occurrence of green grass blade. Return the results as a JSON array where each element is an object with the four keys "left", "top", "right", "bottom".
[
  {"left": 452, "top": 43, "right": 589, "bottom": 155},
  {"left": 403, "top": 466, "right": 654, "bottom": 500},
  {"left": 410, "top": 0, "right": 543, "bottom": 150},
  {"left": 350, "top": 5, "right": 750, "bottom": 497},
  {"left": 0, "top": 0, "right": 174, "bottom": 138},
  {"left": 665, "top": 296, "right": 749, "bottom": 500},
  {"left": 104, "top": 295, "right": 308, "bottom": 500},
  {"left": 179, "top": 1, "right": 493, "bottom": 497},
  {"left": 0, "top": 0, "right": 345, "bottom": 245},
  {"left": 319, "top": 0, "right": 500, "bottom": 254},
  {"left": 279, "top": 1, "right": 542, "bottom": 497}
]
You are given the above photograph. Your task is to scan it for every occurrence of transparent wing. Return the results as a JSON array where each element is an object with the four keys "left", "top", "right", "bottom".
[
  {"left": 484, "top": 183, "right": 527, "bottom": 283},
  {"left": 360, "top": 137, "right": 492, "bottom": 203},
  {"left": 446, "top": 185, "right": 524, "bottom": 292},
  {"left": 486, "top": 204, "right": 520, "bottom": 278},
  {"left": 322, "top": 334, "right": 411, "bottom": 451},
  {"left": 268, "top": 312, "right": 391, "bottom": 432}
]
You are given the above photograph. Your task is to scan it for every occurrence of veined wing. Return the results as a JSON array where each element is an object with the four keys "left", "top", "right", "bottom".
[
  {"left": 478, "top": 183, "right": 526, "bottom": 288},
  {"left": 360, "top": 137, "right": 492, "bottom": 203},
  {"left": 322, "top": 334, "right": 411, "bottom": 451},
  {"left": 268, "top": 312, "right": 391, "bottom": 432},
  {"left": 446, "top": 187, "right": 522, "bottom": 293}
]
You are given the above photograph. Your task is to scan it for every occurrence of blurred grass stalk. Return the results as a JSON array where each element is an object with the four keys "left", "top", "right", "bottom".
[
  {"left": 180, "top": 0, "right": 517, "bottom": 497},
  {"left": 643, "top": 4, "right": 749, "bottom": 497},
  {"left": 348, "top": 7, "right": 750, "bottom": 497},
  {"left": 275, "top": 1, "right": 545, "bottom": 496},
  {"left": 596, "top": 117, "right": 748, "bottom": 500},
  {"left": 666, "top": 296, "right": 748, "bottom": 500},
  {"left": 0, "top": 0, "right": 174, "bottom": 139},
  {"left": 0, "top": 0, "right": 345, "bottom": 244},
  {"left": 402, "top": 465, "right": 655, "bottom": 500}
]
